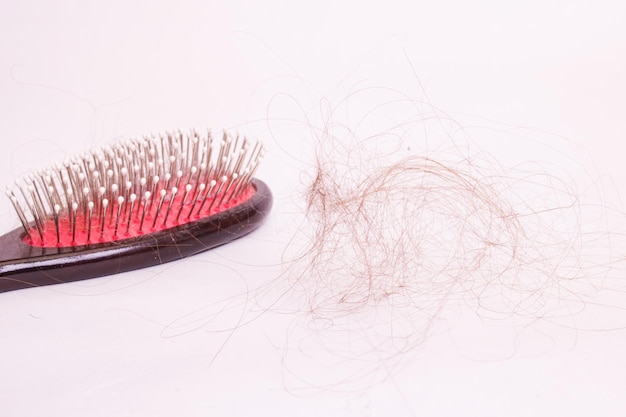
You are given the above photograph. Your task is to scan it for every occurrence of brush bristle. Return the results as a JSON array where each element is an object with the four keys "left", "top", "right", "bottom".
[{"left": 5, "top": 129, "right": 264, "bottom": 248}]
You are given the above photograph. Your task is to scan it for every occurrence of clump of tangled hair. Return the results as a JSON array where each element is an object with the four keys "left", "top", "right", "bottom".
[{"left": 271, "top": 91, "right": 622, "bottom": 373}]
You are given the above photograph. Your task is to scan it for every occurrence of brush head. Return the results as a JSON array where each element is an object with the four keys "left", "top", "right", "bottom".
[
  {"left": 0, "top": 129, "right": 272, "bottom": 293},
  {"left": 6, "top": 128, "right": 264, "bottom": 247}
]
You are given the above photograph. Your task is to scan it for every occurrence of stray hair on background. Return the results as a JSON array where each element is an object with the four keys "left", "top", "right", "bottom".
[{"left": 5, "top": 69, "right": 625, "bottom": 393}]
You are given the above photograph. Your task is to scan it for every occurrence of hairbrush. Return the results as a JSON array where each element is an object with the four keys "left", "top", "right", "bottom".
[{"left": 0, "top": 129, "right": 272, "bottom": 293}]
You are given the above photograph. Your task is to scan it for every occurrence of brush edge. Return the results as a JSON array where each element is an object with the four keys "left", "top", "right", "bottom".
[{"left": 0, "top": 179, "right": 272, "bottom": 293}]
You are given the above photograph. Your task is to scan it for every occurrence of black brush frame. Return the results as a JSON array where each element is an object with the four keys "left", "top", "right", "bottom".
[{"left": 0, "top": 179, "right": 272, "bottom": 293}]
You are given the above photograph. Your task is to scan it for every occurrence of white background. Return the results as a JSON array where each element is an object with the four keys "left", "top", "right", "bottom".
[{"left": 1, "top": 1, "right": 626, "bottom": 416}]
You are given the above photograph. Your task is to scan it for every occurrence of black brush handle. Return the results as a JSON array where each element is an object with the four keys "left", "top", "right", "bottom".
[{"left": 0, "top": 179, "right": 272, "bottom": 293}]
